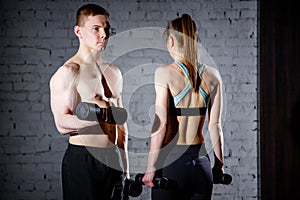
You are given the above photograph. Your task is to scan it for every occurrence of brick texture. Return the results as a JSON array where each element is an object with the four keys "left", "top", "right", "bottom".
[{"left": 0, "top": 0, "right": 257, "bottom": 199}]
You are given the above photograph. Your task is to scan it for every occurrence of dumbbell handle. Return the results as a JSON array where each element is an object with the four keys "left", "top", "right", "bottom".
[
  {"left": 135, "top": 173, "right": 176, "bottom": 189},
  {"left": 136, "top": 171, "right": 232, "bottom": 187},
  {"left": 75, "top": 102, "right": 127, "bottom": 125}
]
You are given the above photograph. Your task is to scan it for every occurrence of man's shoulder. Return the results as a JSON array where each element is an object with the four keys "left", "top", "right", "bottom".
[
  {"left": 62, "top": 61, "right": 81, "bottom": 73},
  {"left": 101, "top": 62, "right": 122, "bottom": 77},
  {"left": 50, "top": 60, "right": 81, "bottom": 85},
  {"left": 102, "top": 61, "right": 119, "bottom": 70},
  {"left": 54, "top": 61, "right": 80, "bottom": 77}
]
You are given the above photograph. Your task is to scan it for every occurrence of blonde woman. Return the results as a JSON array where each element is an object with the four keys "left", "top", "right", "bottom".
[{"left": 143, "top": 14, "right": 225, "bottom": 200}]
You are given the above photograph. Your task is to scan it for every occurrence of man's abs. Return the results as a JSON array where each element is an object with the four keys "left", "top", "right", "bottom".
[
  {"left": 69, "top": 123, "right": 117, "bottom": 148},
  {"left": 69, "top": 134, "right": 116, "bottom": 148}
]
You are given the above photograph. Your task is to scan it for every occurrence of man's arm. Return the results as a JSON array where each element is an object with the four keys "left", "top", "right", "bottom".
[
  {"left": 106, "top": 65, "right": 130, "bottom": 177},
  {"left": 50, "top": 64, "right": 97, "bottom": 135},
  {"left": 116, "top": 96, "right": 130, "bottom": 177}
]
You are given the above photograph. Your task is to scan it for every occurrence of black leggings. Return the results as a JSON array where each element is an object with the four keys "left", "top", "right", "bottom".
[
  {"left": 62, "top": 143, "right": 123, "bottom": 200},
  {"left": 152, "top": 144, "right": 213, "bottom": 200}
]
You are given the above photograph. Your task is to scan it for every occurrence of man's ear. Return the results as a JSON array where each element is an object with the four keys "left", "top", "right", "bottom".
[{"left": 74, "top": 26, "right": 82, "bottom": 38}]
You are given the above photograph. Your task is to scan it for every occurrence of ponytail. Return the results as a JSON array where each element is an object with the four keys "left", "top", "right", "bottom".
[
  {"left": 165, "top": 14, "right": 198, "bottom": 91},
  {"left": 181, "top": 14, "right": 198, "bottom": 91},
  {"left": 165, "top": 14, "right": 199, "bottom": 90}
]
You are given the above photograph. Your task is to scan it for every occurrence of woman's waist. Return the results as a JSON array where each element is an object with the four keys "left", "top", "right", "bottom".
[
  {"left": 166, "top": 142, "right": 208, "bottom": 157},
  {"left": 160, "top": 143, "right": 208, "bottom": 168},
  {"left": 176, "top": 130, "right": 205, "bottom": 144}
]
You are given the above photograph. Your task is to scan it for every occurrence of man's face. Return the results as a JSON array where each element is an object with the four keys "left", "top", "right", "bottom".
[{"left": 78, "top": 15, "right": 110, "bottom": 51}]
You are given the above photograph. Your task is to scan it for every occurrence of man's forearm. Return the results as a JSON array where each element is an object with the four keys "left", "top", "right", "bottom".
[
  {"left": 54, "top": 113, "right": 97, "bottom": 135},
  {"left": 117, "top": 125, "right": 130, "bottom": 175}
]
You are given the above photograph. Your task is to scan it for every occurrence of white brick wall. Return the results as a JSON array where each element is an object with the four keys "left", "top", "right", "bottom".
[{"left": 0, "top": 0, "right": 257, "bottom": 199}]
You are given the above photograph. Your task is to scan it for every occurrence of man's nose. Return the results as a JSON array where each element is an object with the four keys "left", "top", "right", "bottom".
[{"left": 100, "top": 29, "right": 108, "bottom": 39}]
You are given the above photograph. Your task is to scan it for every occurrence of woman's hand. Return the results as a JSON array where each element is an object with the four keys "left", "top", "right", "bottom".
[
  {"left": 142, "top": 171, "right": 156, "bottom": 187},
  {"left": 124, "top": 171, "right": 130, "bottom": 180}
]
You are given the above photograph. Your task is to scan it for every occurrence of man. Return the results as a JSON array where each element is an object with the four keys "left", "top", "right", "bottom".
[{"left": 49, "top": 4, "right": 129, "bottom": 200}]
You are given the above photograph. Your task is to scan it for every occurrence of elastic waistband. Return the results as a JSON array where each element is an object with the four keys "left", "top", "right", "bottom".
[
  {"left": 67, "top": 143, "right": 118, "bottom": 152},
  {"left": 66, "top": 143, "right": 123, "bottom": 171},
  {"left": 170, "top": 143, "right": 207, "bottom": 157}
]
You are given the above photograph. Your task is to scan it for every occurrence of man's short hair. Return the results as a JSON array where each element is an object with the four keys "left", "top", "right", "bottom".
[{"left": 76, "top": 4, "right": 109, "bottom": 26}]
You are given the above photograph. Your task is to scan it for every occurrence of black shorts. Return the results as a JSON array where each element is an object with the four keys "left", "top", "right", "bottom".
[
  {"left": 152, "top": 144, "right": 213, "bottom": 200},
  {"left": 62, "top": 143, "right": 124, "bottom": 200}
]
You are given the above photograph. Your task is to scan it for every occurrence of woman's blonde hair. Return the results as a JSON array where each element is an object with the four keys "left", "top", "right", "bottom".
[{"left": 165, "top": 14, "right": 199, "bottom": 91}]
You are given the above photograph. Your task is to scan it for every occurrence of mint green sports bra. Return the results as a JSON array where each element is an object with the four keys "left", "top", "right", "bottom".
[{"left": 173, "top": 61, "right": 209, "bottom": 107}]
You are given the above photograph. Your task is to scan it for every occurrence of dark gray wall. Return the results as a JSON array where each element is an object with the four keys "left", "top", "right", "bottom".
[{"left": 0, "top": 0, "right": 257, "bottom": 199}]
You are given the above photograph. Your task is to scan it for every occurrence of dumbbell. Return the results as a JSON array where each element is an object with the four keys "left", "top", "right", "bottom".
[
  {"left": 123, "top": 173, "right": 177, "bottom": 197},
  {"left": 135, "top": 173, "right": 177, "bottom": 189},
  {"left": 212, "top": 169, "right": 232, "bottom": 185},
  {"left": 123, "top": 177, "right": 143, "bottom": 197},
  {"left": 124, "top": 171, "right": 232, "bottom": 197},
  {"left": 75, "top": 102, "right": 128, "bottom": 125}
]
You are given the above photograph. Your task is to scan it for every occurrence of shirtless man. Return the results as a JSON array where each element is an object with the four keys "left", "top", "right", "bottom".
[{"left": 49, "top": 4, "right": 129, "bottom": 200}]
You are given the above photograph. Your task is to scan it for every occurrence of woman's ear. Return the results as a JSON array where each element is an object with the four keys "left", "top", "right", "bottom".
[
  {"left": 168, "top": 35, "right": 175, "bottom": 47},
  {"left": 74, "top": 26, "right": 82, "bottom": 38}
]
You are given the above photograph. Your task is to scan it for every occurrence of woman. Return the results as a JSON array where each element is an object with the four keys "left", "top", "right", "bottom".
[{"left": 142, "top": 14, "right": 225, "bottom": 200}]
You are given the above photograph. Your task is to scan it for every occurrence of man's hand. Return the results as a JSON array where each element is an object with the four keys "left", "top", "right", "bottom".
[{"left": 75, "top": 102, "right": 128, "bottom": 125}]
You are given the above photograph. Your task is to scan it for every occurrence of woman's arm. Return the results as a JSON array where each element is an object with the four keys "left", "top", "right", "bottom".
[
  {"left": 143, "top": 67, "right": 169, "bottom": 187},
  {"left": 206, "top": 67, "right": 225, "bottom": 171}
]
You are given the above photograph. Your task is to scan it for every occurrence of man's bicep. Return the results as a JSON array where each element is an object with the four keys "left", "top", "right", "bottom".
[
  {"left": 50, "top": 80, "right": 70, "bottom": 120},
  {"left": 50, "top": 74, "right": 78, "bottom": 118}
]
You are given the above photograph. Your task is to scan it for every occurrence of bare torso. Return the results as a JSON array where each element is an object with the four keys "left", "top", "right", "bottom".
[
  {"left": 161, "top": 63, "right": 211, "bottom": 145},
  {"left": 51, "top": 55, "right": 123, "bottom": 148}
]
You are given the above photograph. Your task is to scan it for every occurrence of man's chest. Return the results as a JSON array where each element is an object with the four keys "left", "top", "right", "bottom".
[
  {"left": 76, "top": 66, "right": 104, "bottom": 99},
  {"left": 76, "top": 65, "right": 118, "bottom": 101}
]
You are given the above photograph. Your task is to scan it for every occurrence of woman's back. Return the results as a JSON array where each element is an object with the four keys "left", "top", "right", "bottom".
[
  {"left": 158, "top": 61, "right": 212, "bottom": 145},
  {"left": 143, "top": 15, "right": 225, "bottom": 199}
]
